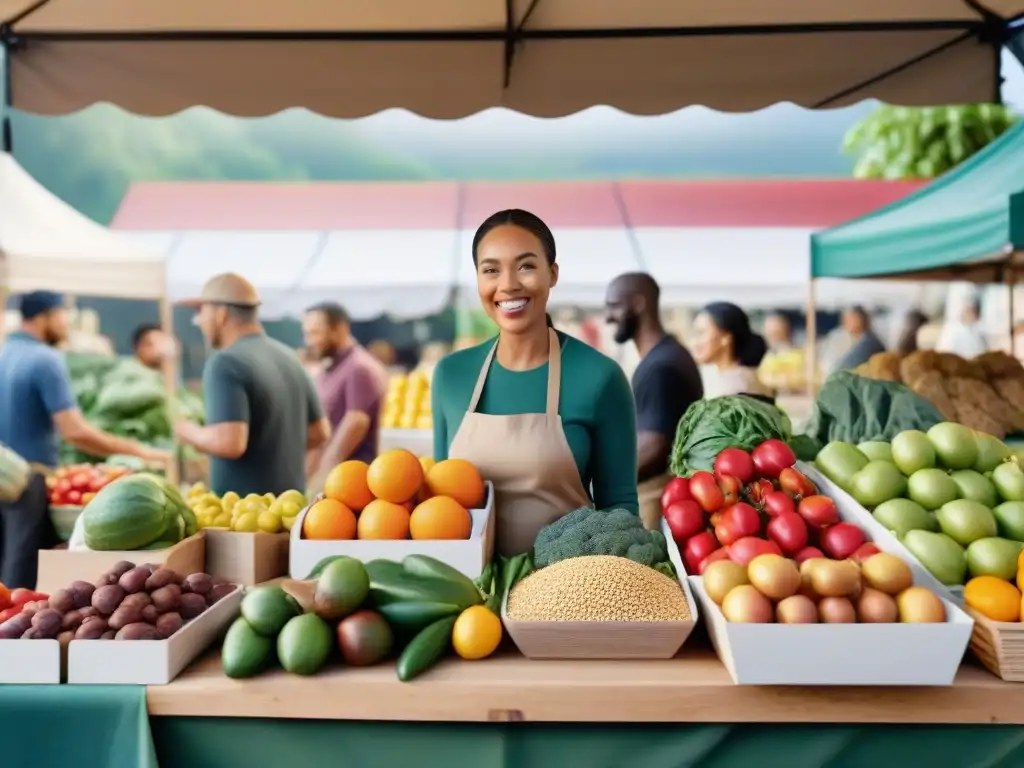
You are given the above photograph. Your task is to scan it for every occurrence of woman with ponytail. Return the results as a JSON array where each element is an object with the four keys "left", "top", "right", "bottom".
[
  {"left": 430, "top": 209, "right": 639, "bottom": 556},
  {"left": 693, "top": 302, "right": 774, "bottom": 401}
]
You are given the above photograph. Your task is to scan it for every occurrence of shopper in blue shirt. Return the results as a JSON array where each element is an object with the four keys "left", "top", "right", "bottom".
[{"left": 0, "top": 291, "right": 168, "bottom": 588}]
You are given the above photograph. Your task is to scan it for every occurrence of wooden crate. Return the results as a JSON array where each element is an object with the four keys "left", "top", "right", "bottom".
[{"left": 965, "top": 606, "right": 1024, "bottom": 682}]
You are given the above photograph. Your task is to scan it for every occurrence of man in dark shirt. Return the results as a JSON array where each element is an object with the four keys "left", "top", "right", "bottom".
[
  {"left": 0, "top": 292, "right": 167, "bottom": 587},
  {"left": 606, "top": 273, "right": 704, "bottom": 528},
  {"left": 174, "top": 274, "right": 330, "bottom": 496}
]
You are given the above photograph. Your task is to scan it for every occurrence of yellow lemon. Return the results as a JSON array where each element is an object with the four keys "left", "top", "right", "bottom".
[
  {"left": 263, "top": 493, "right": 276, "bottom": 505},
  {"left": 279, "top": 501, "right": 301, "bottom": 519},
  {"left": 451, "top": 606, "right": 503, "bottom": 661},
  {"left": 232, "top": 511, "right": 259, "bottom": 533},
  {"left": 221, "top": 498, "right": 237, "bottom": 515},
  {"left": 278, "top": 489, "right": 307, "bottom": 507},
  {"left": 281, "top": 515, "right": 296, "bottom": 532},
  {"left": 257, "top": 510, "right": 283, "bottom": 533},
  {"left": 213, "top": 512, "right": 232, "bottom": 528}
]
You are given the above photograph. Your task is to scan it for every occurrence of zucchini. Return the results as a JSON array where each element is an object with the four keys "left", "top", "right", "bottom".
[
  {"left": 401, "top": 555, "right": 483, "bottom": 607},
  {"left": 396, "top": 615, "right": 457, "bottom": 682},
  {"left": 378, "top": 601, "right": 462, "bottom": 635},
  {"left": 366, "top": 559, "right": 482, "bottom": 609}
]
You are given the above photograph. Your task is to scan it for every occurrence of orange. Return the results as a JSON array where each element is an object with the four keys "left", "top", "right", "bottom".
[
  {"left": 367, "top": 449, "right": 424, "bottom": 504},
  {"left": 1018, "top": 568, "right": 1024, "bottom": 594},
  {"left": 965, "top": 576, "right": 1022, "bottom": 622},
  {"left": 410, "top": 495, "right": 472, "bottom": 540},
  {"left": 452, "top": 605, "right": 503, "bottom": 660},
  {"left": 425, "top": 459, "right": 485, "bottom": 509},
  {"left": 323, "top": 460, "right": 375, "bottom": 511},
  {"left": 416, "top": 457, "right": 437, "bottom": 502},
  {"left": 302, "top": 498, "right": 357, "bottom": 541},
  {"left": 1017, "top": 549, "right": 1024, "bottom": 573},
  {"left": 358, "top": 499, "right": 411, "bottom": 540}
]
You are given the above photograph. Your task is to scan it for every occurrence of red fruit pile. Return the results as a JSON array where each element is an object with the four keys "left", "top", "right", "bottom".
[{"left": 661, "top": 439, "right": 880, "bottom": 575}]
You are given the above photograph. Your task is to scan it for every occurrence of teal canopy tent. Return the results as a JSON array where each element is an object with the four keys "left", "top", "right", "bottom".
[{"left": 812, "top": 117, "right": 1024, "bottom": 283}]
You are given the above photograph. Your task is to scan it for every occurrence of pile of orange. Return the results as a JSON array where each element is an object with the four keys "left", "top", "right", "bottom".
[
  {"left": 302, "top": 449, "right": 486, "bottom": 542},
  {"left": 964, "top": 550, "right": 1024, "bottom": 623}
]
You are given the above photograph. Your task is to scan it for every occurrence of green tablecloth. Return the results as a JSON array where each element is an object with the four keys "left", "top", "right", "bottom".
[{"left": 6, "top": 685, "right": 1024, "bottom": 768}]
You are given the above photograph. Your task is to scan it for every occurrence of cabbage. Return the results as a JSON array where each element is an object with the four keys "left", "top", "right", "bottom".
[{"left": 669, "top": 395, "right": 791, "bottom": 477}]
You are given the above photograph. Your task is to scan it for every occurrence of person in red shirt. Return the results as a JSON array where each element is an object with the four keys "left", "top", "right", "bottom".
[{"left": 303, "top": 302, "right": 388, "bottom": 484}]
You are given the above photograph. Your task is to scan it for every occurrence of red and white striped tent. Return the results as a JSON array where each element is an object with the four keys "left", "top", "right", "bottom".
[{"left": 112, "top": 179, "right": 925, "bottom": 320}]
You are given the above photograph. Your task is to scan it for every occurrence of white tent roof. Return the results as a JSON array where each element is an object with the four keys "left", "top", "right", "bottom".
[{"left": 0, "top": 154, "right": 165, "bottom": 299}]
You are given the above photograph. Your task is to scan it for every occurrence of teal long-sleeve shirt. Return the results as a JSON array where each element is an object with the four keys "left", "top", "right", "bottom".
[{"left": 431, "top": 332, "right": 639, "bottom": 515}]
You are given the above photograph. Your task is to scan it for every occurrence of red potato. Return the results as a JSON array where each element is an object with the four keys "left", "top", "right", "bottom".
[
  {"left": 779, "top": 467, "right": 817, "bottom": 499},
  {"left": 683, "top": 531, "right": 720, "bottom": 575},
  {"left": 820, "top": 523, "right": 867, "bottom": 561},
  {"left": 767, "top": 511, "right": 809, "bottom": 556},
  {"left": 794, "top": 546, "right": 825, "bottom": 564},
  {"left": 762, "top": 490, "right": 796, "bottom": 518},
  {"left": 689, "top": 472, "right": 725, "bottom": 513},
  {"left": 852, "top": 542, "right": 882, "bottom": 563},
  {"left": 798, "top": 495, "right": 840, "bottom": 528},
  {"left": 661, "top": 477, "right": 693, "bottom": 511},
  {"left": 728, "top": 536, "right": 783, "bottom": 566},
  {"left": 663, "top": 500, "right": 705, "bottom": 544},
  {"left": 751, "top": 439, "right": 796, "bottom": 479},
  {"left": 714, "top": 448, "right": 755, "bottom": 484}
]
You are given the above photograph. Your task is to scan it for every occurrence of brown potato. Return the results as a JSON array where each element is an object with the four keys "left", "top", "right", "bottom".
[
  {"left": 140, "top": 605, "right": 159, "bottom": 624},
  {"left": 145, "top": 568, "right": 181, "bottom": 591},
  {"left": 179, "top": 593, "right": 207, "bottom": 620},
  {"left": 115, "top": 623, "right": 161, "bottom": 641},
  {"left": 141, "top": 563, "right": 160, "bottom": 575},
  {"left": 101, "top": 630, "right": 117, "bottom": 640},
  {"left": 74, "top": 617, "right": 108, "bottom": 640},
  {"left": 155, "top": 612, "right": 183, "bottom": 639},
  {"left": 20, "top": 627, "right": 45, "bottom": 639},
  {"left": 68, "top": 580, "right": 96, "bottom": 609},
  {"left": 31, "top": 609, "right": 62, "bottom": 638},
  {"left": 91, "top": 585, "right": 126, "bottom": 616},
  {"left": 61, "top": 609, "right": 84, "bottom": 632},
  {"left": 151, "top": 584, "right": 182, "bottom": 614},
  {"left": 183, "top": 573, "right": 213, "bottom": 596},
  {"left": 121, "top": 592, "right": 152, "bottom": 610},
  {"left": 109, "top": 561, "right": 136, "bottom": 579},
  {"left": 108, "top": 603, "right": 145, "bottom": 631},
  {"left": 0, "top": 613, "right": 31, "bottom": 639},
  {"left": 78, "top": 606, "right": 99, "bottom": 619},
  {"left": 208, "top": 583, "right": 235, "bottom": 605},
  {"left": 118, "top": 566, "right": 150, "bottom": 595},
  {"left": 48, "top": 588, "right": 76, "bottom": 614}
]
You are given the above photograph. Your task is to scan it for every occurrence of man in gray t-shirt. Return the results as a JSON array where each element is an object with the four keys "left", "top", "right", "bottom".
[{"left": 175, "top": 274, "right": 330, "bottom": 496}]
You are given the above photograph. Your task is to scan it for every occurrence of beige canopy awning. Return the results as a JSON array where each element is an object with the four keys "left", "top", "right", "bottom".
[{"left": 1, "top": 0, "right": 1022, "bottom": 118}]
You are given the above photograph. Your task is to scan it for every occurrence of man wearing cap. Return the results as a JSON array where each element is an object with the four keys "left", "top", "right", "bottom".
[
  {"left": 0, "top": 291, "right": 170, "bottom": 588},
  {"left": 302, "top": 302, "right": 388, "bottom": 490},
  {"left": 174, "top": 274, "right": 331, "bottom": 496}
]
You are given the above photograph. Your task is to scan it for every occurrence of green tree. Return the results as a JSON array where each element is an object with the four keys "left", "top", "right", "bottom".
[{"left": 842, "top": 104, "right": 1019, "bottom": 180}]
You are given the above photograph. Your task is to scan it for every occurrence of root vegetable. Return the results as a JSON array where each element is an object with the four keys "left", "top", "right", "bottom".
[
  {"left": 151, "top": 584, "right": 182, "bottom": 614},
  {"left": 92, "top": 585, "right": 126, "bottom": 616},
  {"left": 179, "top": 593, "right": 207, "bottom": 620},
  {"left": 155, "top": 612, "right": 183, "bottom": 639},
  {"left": 118, "top": 566, "right": 150, "bottom": 595},
  {"left": 145, "top": 568, "right": 181, "bottom": 591}
]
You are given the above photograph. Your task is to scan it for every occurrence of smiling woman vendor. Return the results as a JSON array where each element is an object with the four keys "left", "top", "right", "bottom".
[{"left": 431, "top": 210, "right": 639, "bottom": 556}]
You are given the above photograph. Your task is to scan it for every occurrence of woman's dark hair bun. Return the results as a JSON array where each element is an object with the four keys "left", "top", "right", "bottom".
[
  {"left": 472, "top": 209, "right": 556, "bottom": 266},
  {"left": 702, "top": 301, "right": 767, "bottom": 368}
]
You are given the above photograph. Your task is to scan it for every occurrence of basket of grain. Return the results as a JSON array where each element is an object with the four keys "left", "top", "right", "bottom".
[{"left": 500, "top": 555, "right": 699, "bottom": 660}]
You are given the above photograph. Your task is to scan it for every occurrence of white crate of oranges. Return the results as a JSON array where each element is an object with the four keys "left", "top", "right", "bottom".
[{"left": 289, "top": 450, "right": 495, "bottom": 581}]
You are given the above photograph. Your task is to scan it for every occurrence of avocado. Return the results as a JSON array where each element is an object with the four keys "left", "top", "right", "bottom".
[
  {"left": 314, "top": 557, "right": 370, "bottom": 621},
  {"left": 240, "top": 586, "right": 302, "bottom": 637},
  {"left": 222, "top": 617, "right": 274, "bottom": 679},
  {"left": 277, "top": 613, "right": 334, "bottom": 676}
]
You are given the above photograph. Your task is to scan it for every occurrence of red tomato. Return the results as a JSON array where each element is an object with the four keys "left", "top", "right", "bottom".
[
  {"left": 762, "top": 490, "right": 797, "bottom": 518},
  {"left": 683, "top": 531, "right": 720, "bottom": 575},
  {"left": 66, "top": 490, "right": 83, "bottom": 506},
  {"left": 717, "top": 502, "right": 761, "bottom": 546},
  {"left": 745, "top": 478, "right": 775, "bottom": 506},
  {"left": 55, "top": 467, "right": 70, "bottom": 479},
  {"left": 70, "top": 472, "right": 92, "bottom": 491},
  {"left": 797, "top": 495, "right": 840, "bottom": 528},
  {"left": 81, "top": 492, "right": 97, "bottom": 505},
  {"left": 751, "top": 439, "right": 797, "bottom": 479},
  {"left": 10, "top": 588, "right": 43, "bottom": 606},
  {"left": 689, "top": 471, "right": 725, "bottom": 513},
  {"left": 663, "top": 500, "right": 705, "bottom": 544},
  {"left": 661, "top": 477, "right": 693, "bottom": 511},
  {"left": 88, "top": 478, "right": 107, "bottom": 493},
  {"left": 778, "top": 467, "right": 817, "bottom": 499},
  {"left": 766, "top": 511, "right": 809, "bottom": 556},
  {"left": 698, "top": 547, "right": 732, "bottom": 574},
  {"left": 0, "top": 582, "right": 10, "bottom": 610},
  {"left": 713, "top": 448, "right": 755, "bottom": 484},
  {"left": 45, "top": 476, "right": 56, "bottom": 491},
  {"left": 54, "top": 479, "right": 71, "bottom": 494},
  {"left": 727, "top": 536, "right": 783, "bottom": 566},
  {"left": 794, "top": 546, "right": 825, "bottom": 564},
  {"left": 852, "top": 542, "right": 882, "bottom": 563},
  {"left": 820, "top": 522, "right": 867, "bottom": 560},
  {"left": 718, "top": 474, "right": 743, "bottom": 507}
]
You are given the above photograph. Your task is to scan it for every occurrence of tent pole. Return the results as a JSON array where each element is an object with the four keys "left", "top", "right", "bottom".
[
  {"left": 805, "top": 279, "right": 818, "bottom": 397},
  {"left": 1009, "top": 267, "right": 1016, "bottom": 356},
  {"left": 159, "top": 295, "right": 180, "bottom": 488}
]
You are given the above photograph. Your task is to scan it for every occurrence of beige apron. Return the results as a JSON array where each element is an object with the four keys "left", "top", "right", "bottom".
[
  {"left": 637, "top": 472, "right": 670, "bottom": 531},
  {"left": 448, "top": 329, "right": 592, "bottom": 557}
]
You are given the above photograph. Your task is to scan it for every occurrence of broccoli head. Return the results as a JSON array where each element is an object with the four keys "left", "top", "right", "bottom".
[{"left": 532, "top": 506, "right": 670, "bottom": 569}]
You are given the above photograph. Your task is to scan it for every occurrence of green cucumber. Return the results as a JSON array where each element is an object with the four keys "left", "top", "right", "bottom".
[
  {"left": 396, "top": 615, "right": 457, "bottom": 682},
  {"left": 401, "top": 555, "right": 483, "bottom": 606},
  {"left": 378, "top": 601, "right": 462, "bottom": 635}
]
